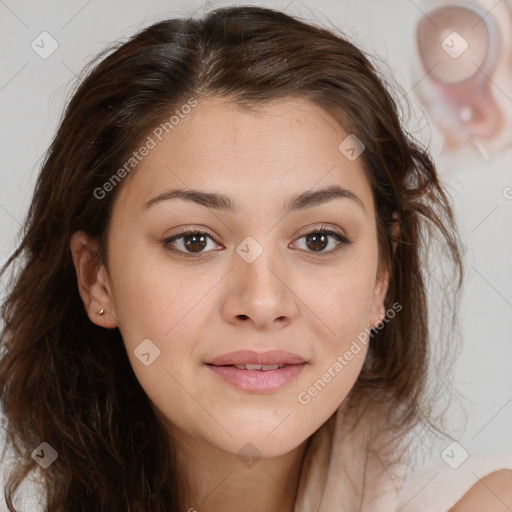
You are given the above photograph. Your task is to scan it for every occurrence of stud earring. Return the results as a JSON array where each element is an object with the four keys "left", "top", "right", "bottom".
[{"left": 97, "top": 309, "right": 105, "bottom": 316}]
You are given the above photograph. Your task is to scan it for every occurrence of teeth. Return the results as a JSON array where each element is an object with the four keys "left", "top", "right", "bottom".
[
  {"left": 233, "top": 363, "right": 284, "bottom": 370},
  {"left": 261, "top": 364, "right": 280, "bottom": 370},
  {"left": 245, "top": 363, "right": 263, "bottom": 370}
]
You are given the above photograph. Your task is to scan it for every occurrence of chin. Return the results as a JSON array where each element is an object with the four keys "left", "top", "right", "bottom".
[
  {"left": 221, "top": 434, "right": 304, "bottom": 460},
  {"left": 203, "top": 414, "right": 313, "bottom": 459}
]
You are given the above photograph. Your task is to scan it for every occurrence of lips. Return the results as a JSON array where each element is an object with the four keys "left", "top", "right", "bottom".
[
  {"left": 207, "top": 349, "right": 306, "bottom": 367},
  {"left": 205, "top": 349, "right": 307, "bottom": 393}
]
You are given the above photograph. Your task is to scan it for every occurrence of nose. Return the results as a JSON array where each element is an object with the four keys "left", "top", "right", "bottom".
[{"left": 220, "top": 244, "right": 298, "bottom": 330}]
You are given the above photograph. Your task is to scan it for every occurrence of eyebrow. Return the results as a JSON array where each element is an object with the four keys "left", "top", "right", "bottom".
[{"left": 142, "top": 185, "right": 365, "bottom": 213}]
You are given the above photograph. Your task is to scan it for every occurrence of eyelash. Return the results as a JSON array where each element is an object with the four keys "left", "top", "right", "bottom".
[{"left": 162, "top": 225, "right": 352, "bottom": 259}]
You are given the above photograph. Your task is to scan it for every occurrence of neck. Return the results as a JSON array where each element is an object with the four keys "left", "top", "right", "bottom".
[{"left": 174, "top": 434, "right": 310, "bottom": 512}]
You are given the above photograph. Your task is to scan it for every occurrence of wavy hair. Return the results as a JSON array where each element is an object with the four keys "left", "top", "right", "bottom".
[{"left": 0, "top": 5, "right": 463, "bottom": 510}]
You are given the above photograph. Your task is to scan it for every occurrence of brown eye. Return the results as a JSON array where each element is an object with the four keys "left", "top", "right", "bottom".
[
  {"left": 305, "top": 232, "right": 329, "bottom": 252},
  {"left": 163, "top": 230, "right": 220, "bottom": 257},
  {"left": 293, "top": 227, "right": 351, "bottom": 255},
  {"left": 182, "top": 233, "right": 208, "bottom": 253}
]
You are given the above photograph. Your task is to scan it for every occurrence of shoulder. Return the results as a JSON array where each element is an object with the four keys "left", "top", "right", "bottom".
[
  {"left": 396, "top": 453, "right": 512, "bottom": 512},
  {"left": 449, "top": 469, "right": 512, "bottom": 511}
]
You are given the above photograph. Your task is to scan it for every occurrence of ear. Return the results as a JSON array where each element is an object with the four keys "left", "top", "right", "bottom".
[
  {"left": 69, "top": 231, "right": 118, "bottom": 329},
  {"left": 369, "top": 212, "right": 400, "bottom": 329},
  {"left": 369, "top": 263, "right": 389, "bottom": 330}
]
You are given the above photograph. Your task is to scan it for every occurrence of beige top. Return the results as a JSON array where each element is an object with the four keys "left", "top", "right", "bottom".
[{"left": 295, "top": 400, "right": 512, "bottom": 511}]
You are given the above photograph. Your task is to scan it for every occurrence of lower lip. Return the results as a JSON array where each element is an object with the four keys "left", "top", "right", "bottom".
[{"left": 206, "top": 364, "right": 306, "bottom": 393}]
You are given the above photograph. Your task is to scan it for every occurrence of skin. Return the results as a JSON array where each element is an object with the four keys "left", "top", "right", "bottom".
[
  {"left": 449, "top": 469, "right": 512, "bottom": 511},
  {"left": 70, "top": 96, "right": 392, "bottom": 511}
]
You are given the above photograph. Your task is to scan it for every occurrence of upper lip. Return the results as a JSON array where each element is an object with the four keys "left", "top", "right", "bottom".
[{"left": 207, "top": 349, "right": 306, "bottom": 366}]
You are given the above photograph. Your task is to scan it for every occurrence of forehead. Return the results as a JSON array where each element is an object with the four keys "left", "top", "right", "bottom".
[{"left": 113, "top": 96, "right": 374, "bottom": 218}]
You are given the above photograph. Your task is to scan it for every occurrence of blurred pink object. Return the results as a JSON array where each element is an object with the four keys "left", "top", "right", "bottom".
[{"left": 414, "top": 1, "right": 512, "bottom": 159}]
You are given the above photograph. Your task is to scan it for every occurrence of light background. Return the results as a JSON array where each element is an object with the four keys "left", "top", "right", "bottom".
[{"left": 0, "top": 0, "right": 511, "bottom": 499}]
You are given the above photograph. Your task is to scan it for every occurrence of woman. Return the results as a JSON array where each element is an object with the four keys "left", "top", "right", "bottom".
[{"left": 0, "top": 5, "right": 511, "bottom": 511}]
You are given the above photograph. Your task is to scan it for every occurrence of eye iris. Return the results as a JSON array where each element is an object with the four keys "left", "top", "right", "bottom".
[
  {"left": 306, "top": 233, "right": 328, "bottom": 252},
  {"left": 184, "top": 233, "right": 207, "bottom": 253}
]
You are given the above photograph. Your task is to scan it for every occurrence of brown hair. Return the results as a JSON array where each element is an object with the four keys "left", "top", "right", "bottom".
[{"left": 0, "top": 5, "right": 463, "bottom": 510}]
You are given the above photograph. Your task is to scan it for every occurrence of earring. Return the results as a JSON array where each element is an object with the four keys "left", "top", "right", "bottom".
[
  {"left": 97, "top": 309, "right": 105, "bottom": 316},
  {"left": 373, "top": 313, "right": 385, "bottom": 329}
]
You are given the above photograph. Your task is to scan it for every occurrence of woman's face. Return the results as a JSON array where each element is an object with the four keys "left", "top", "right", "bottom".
[{"left": 73, "top": 96, "right": 389, "bottom": 458}]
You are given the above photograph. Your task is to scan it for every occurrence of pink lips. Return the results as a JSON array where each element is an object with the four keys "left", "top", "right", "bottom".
[
  {"left": 208, "top": 349, "right": 305, "bottom": 366},
  {"left": 206, "top": 349, "right": 307, "bottom": 393}
]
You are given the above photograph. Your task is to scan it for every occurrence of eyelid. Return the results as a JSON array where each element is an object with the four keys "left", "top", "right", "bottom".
[
  {"left": 294, "top": 223, "right": 346, "bottom": 240},
  {"left": 169, "top": 225, "right": 217, "bottom": 240}
]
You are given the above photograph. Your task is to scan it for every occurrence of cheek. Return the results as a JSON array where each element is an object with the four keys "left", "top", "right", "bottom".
[
  {"left": 321, "top": 275, "right": 375, "bottom": 332},
  {"left": 309, "top": 250, "right": 379, "bottom": 343},
  {"left": 108, "top": 244, "right": 226, "bottom": 386},
  {"left": 298, "top": 248, "right": 377, "bottom": 403},
  {"left": 296, "top": 289, "right": 371, "bottom": 427},
  {"left": 109, "top": 242, "right": 208, "bottom": 343},
  {"left": 282, "top": 261, "right": 377, "bottom": 426}
]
